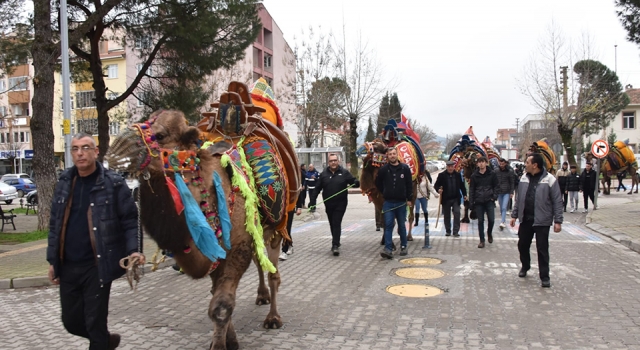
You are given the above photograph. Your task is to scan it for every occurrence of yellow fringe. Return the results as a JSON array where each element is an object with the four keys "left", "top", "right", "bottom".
[{"left": 220, "top": 140, "right": 276, "bottom": 274}]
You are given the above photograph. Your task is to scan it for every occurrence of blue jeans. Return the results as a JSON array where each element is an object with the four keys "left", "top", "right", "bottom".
[
  {"left": 414, "top": 198, "right": 427, "bottom": 215},
  {"left": 474, "top": 201, "right": 495, "bottom": 242},
  {"left": 383, "top": 200, "right": 407, "bottom": 251},
  {"left": 497, "top": 194, "right": 510, "bottom": 223}
]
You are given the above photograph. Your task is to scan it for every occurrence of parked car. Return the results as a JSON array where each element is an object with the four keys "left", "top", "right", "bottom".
[
  {"left": 26, "top": 190, "right": 37, "bottom": 205},
  {"left": 3, "top": 178, "right": 37, "bottom": 197},
  {"left": 425, "top": 161, "right": 439, "bottom": 173},
  {"left": 1, "top": 173, "right": 31, "bottom": 182},
  {"left": 0, "top": 181, "right": 18, "bottom": 204}
]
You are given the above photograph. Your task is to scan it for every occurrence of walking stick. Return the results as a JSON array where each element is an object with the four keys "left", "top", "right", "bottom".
[{"left": 434, "top": 192, "right": 442, "bottom": 229}]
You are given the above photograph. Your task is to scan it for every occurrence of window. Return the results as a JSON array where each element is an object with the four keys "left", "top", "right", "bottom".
[
  {"left": 135, "top": 35, "right": 152, "bottom": 49},
  {"left": 623, "top": 111, "right": 635, "bottom": 129},
  {"left": 0, "top": 106, "right": 6, "bottom": 117},
  {"left": 107, "top": 92, "right": 119, "bottom": 101},
  {"left": 0, "top": 79, "right": 5, "bottom": 91},
  {"left": 77, "top": 119, "right": 99, "bottom": 135},
  {"left": 107, "top": 64, "right": 118, "bottom": 79},
  {"left": 60, "top": 96, "right": 75, "bottom": 111},
  {"left": 8, "top": 76, "right": 28, "bottom": 91},
  {"left": 137, "top": 92, "right": 147, "bottom": 107},
  {"left": 0, "top": 133, "right": 4, "bottom": 144},
  {"left": 75, "top": 91, "right": 96, "bottom": 109},
  {"left": 12, "top": 104, "right": 23, "bottom": 116},
  {"left": 19, "top": 132, "right": 29, "bottom": 143},
  {"left": 136, "top": 63, "right": 153, "bottom": 77},
  {"left": 109, "top": 122, "right": 120, "bottom": 135},
  {"left": 264, "top": 54, "right": 272, "bottom": 68},
  {"left": 13, "top": 132, "right": 18, "bottom": 143}
]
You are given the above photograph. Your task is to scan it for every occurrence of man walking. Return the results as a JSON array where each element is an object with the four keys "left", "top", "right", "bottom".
[
  {"left": 434, "top": 160, "right": 467, "bottom": 237},
  {"left": 555, "top": 161, "right": 570, "bottom": 212},
  {"left": 306, "top": 164, "right": 320, "bottom": 212},
  {"left": 376, "top": 147, "right": 413, "bottom": 259},
  {"left": 47, "top": 133, "right": 144, "bottom": 349},
  {"left": 495, "top": 158, "right": 514, "bottom": 231},
  {"left": 566, "top": 165, "right": 581, "bottom": 212},
  {"left": 312, "top": 154, "right": 359, "bottom": 256},
  {"left": 579, "top": 162, "right": 597, "bottom": 212},
  {"left": 510, "top": 153, "right": 563, "bottom": 288},
  {"left": 469, "top": 157, "right": 499, "bottom": 248}
]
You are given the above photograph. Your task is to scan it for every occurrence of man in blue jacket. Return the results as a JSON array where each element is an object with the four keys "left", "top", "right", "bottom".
[
  {"left": 305, "top": 164, "right": 320, "bottom": 212},
  {"left": 510, "top": 153, "right": 563, "bottom": 288},
  {"left": 376, "top": 147, "right": 413, "bottom": 259},
  {"left": 47, "top": 133, "right": 144, "bottom": 349}
]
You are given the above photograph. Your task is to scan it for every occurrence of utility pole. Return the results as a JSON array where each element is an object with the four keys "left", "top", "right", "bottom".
[
  {"left": 615, "top": 44, "right": 618, "bottom": 73},
  {"left": 559, "top": 65, "right": 571, "bottom": 166}
]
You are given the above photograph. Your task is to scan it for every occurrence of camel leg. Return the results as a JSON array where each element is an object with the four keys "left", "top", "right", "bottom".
[
  {"left": 253, "top": 257, "right": 271, "bottom": 305},
  {"left": 263, "top": 227, "right": 283, "bottom": 329},
  {"left": 375, "top": 208, "right": 381, "bottom": 231},
  {"left": 406, "top": 205, "right": 414, "bottom": 241},
  {"left": 208, "top": 242, "right": 253, "bottom": 350}
]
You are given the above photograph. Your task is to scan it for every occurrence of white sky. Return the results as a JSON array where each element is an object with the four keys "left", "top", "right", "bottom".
[{"left": 262, "top": 0, "right": 640, "bottom": 140}]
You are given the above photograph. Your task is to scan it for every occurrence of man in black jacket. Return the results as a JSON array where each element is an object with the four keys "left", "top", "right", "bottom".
[
  {"left": 566, "top": 165, "right": 581, "bottom": 212},
  {"left": 312, "top": 153, "right": 359, "bottom": 256},
  {"left": 434, "top": 161, "right": 467, "bottom": 237},
  {"left": 469, "top": 157, "right": 499, "bottom": 248},
  {"left": 495, "top": 158, "right": 514, "bottom": 230},
  {"left": 579, "top": 162, "right": 598, "bottom": 212},
  {"left": 376, "top": 147, "right": 413, "bottom": 258},
  {"left": 47, "top": 133, "right": 143, "bottom": 349},
  {"left": 555, "top": 161, "right": 570, "bottom": 212}
]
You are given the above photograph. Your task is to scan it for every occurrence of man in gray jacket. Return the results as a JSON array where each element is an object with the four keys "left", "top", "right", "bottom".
[{"left": 510, "top": 153, "right": 563, "bottom": 288}]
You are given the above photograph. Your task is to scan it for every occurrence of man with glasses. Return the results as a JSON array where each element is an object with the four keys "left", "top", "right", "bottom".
[
  {"left": 47, "top": 133, "right": 144, "bottom": 349},
  {"left": 311, "top": 154, "right": 359, "bottom": 256}
]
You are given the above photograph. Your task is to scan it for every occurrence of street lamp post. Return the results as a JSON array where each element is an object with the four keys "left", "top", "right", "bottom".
[{"left": 60, "top": 0, "right": 73, "bottom": 168}]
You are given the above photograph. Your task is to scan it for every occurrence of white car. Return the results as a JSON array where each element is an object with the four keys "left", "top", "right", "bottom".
[{"left": 0, "top": 181, "right": 18, "bottom": 204}]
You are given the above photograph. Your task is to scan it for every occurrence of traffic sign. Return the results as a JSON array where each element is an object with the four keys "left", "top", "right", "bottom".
[{"left": 591, "top": 139, "right": 609, "bottom": 159}]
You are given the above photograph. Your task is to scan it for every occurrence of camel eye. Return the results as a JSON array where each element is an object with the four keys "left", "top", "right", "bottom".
[{"left": 155, "top": 133, "right": 165, "bottom": 141}]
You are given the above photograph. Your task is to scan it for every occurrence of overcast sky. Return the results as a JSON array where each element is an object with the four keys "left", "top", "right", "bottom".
[{"left": 262, "top": 0, "right": 640, "bottom": 140}]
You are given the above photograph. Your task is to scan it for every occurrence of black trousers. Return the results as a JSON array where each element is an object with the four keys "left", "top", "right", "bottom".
[
  {"left": 517, "top": 220, "right": 550, "bottom": 281},
  {"left": 583, "top": 189, "right": 595, "bottom": 209},
  {"left": 562, "top": 191, "right": 568, "bottom": 210},
  {"left": 283, "top": 210, "right": 294, "bottom": 253},
  {"left": 307, "top": 189, "right": 317, "bottom": 211},
  {"left": 474, "top": 201, "right": 495, "bottom": 241},
  {"left": 59, "top": 262, "right": 112, "bottom": 350},
  {"left": 442, "top": 198, "right": 460, "bottom": 234},
  {"left": 326, "top": 203, "right": 347, "bottom": 247}
]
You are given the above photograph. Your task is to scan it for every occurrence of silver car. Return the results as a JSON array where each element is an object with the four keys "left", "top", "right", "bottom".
[{"left": 0, "top": 181, "right": 18, "bottom": 204}]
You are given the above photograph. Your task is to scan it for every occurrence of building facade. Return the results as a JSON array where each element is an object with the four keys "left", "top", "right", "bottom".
[{"left": 583, "top": 87, "right": 639, "bottom": 154}]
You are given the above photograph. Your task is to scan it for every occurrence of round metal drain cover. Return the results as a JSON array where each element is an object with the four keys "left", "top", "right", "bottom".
[
  {"left": 386, "top": 284, "right": 443, "bottom": 298},
  {"left": 395, "top": 267, "right": 445, "bottom": 280},
  {"left": 400, "top": 257, "right": 442, "bottom": 265}
]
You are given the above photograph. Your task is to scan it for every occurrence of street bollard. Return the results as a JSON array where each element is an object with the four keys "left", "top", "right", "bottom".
[{"left": 422, "top": 217, "right": 432, "bottom": 249}]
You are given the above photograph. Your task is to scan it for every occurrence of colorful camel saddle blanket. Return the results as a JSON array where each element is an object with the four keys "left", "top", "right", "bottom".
[
  {"left": 241, "top": 136, "right": 288, "bottom": 225},
  {"left": 396, "top": 140, "right": 420, "bottom": 181},
  {"left": 608, "top": 141, "right": 638, "bottom": 169}
]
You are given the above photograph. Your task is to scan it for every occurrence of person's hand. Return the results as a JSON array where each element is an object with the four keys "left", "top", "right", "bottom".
[
  {"left": 554, "top": 223, "right": 561, "bottom": 233},
  {"left": 579, "top": 190, "right": 582, "bottom": 193},
  {"left": 435, "top": 193, "right": 440, "bottom": 198},
  {"left": 565, "top": 190, "right": 568, "bottom": 194},
  {"left": 48, "top": 265, "right": 59, "bottom": 285},
  {"left": 296, "top": 208, "right": 302, "bottom": 215},
  {"left": 463, "top": 196, "right": 467, "bottom": 201},
  {"left": 510, "top": 218, "right": 516, "bottom": 227},
  {"left": 438, "top": 188, "right": 443, "bottom": 194},
  {"left": 130, "top": 252, "right": 146, "bottom": 265}
]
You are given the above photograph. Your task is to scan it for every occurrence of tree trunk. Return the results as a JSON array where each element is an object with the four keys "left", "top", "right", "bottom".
[
  {"left": 87, "top": 26, "right": 110, "bottom": 162},
  {"left": 348, "top": 113, "right": 358, "bottom": 176},
  {"left": 31, "top": 0, "right": 58, "bottom": 231},
  {"left": 558, "top": 123, "right": 577, "bottom": 167}
]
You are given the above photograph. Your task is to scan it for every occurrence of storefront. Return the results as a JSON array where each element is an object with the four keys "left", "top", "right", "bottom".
[{"left": 0, "top": 149, "right": 33, "bottom": 176}]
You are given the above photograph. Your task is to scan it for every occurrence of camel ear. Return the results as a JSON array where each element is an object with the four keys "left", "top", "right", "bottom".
[{"left": 180, "top": 126, "right": 201, "bottom": 148}]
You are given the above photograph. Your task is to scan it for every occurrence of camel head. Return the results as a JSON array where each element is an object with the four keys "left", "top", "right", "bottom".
[{"left": 358, "top": 138, "right": 388, "bottom": 169}]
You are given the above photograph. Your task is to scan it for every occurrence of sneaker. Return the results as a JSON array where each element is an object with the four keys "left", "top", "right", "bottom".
[
  {"left": 582, "top": 209, "right": 588, "bottom": 213},
  {"left": 541, "top": 280, "right": 551, "bottom": 288},
  {"left": 499, "top": 222, "right": 505, "bottom": 230},
  {"left": 332, "top": 246, "right": 340, "bottom": 256},
  {"left": 400, "top": 246, "right": 408, "bottom": 256},
  {"left": 453, "top": 233, "right": 460, "bottom": 237},
  {"left": 445, "top": 232, "right": 452, "bottom": 236},
  {"left": 478, "top": 241, "right": 485, "bottom": 248},
  {"left": 594, "top": 205, "right": 598, "bottom": 210},
  {"left": 287, "top": 246, "right": 294, "bottom": 255},
  {"left": 570, "top": 208, "right": 575, "bottom": 213},
  {"left": 279, "top": 252, "right": 287, "bottom": 261},
  {"left": 380, "top": 248, "right": 393, "bottom": 259}
]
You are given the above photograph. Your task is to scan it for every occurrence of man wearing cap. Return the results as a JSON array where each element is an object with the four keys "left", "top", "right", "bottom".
[
  {"left": 435, "top": 161, "right": 467, "bottom": 237},
  {"left": 555, "top": 161, "right": 570, "bottom": 212}
]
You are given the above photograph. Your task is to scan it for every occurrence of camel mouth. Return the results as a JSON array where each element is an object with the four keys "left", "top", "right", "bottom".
[{"left": 105, "top": 128, "right": 149, "bottom": 173}]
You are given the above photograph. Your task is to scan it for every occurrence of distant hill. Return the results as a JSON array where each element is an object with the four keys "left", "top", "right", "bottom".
[{"left": 435, "top": 135, "right": 446, "bottom": 144}]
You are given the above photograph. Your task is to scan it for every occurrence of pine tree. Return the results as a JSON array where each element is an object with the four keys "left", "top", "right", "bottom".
[{"left": 365, "top": 117, "right": 376, "bottom": 142}]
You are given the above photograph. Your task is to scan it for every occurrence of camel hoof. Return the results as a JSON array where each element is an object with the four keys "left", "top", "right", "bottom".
[
  {"left": 255, "top": 296, "right": 271, "bottom": 305},
  {"left": 226, "top": 340, "right": 240, "bottom": 350},
  {"left": 263, "top": 315, "right": 283, "bottom": 329}
]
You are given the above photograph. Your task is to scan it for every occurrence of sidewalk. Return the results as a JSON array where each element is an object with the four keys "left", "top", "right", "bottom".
[{"left": 586, "top": 183, "right": 640, "bottom": 253}]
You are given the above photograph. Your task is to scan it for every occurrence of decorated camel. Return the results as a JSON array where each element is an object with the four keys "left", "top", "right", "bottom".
[
  {"left": 357, "top": 119, "right": 425, "bottom": 244},
  {"left": 105, "top": 80, "right": 299, "bottom": 350},
  {"left": 584, "top": 139, "right": 638, "bottom": 195},
  {"left": 528, "top": 138, "right": 557, "bottom": 175}
]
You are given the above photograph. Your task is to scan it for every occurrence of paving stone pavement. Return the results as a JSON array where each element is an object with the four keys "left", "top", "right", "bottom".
[
  {"left": 586, "top": 185, "right": 640, "bottom": 253},
  {"left": 1, "top": 194, "right": 640, "bottom": 349}
]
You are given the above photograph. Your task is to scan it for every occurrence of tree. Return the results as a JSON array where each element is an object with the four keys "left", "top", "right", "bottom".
[
  {"left": 444, "top": 133, "right": 463, "bottom": 154},
  {"left": 365, "top": 117, "right": 376, "bottom": 142},
  {"left": 519, "top": 23, "right": 629, "bottom": 167},
  {"left": 376, "top": 92, "right": 389, "bottom": 135},
  {"left": 388, "top": 93, "right": 402, "bottom": 122},
  {"left": 406, "top": 117, "right": 437, "bottom": 150},
  {"left": 336, "top": 31, "right": 392, "bottom": 175},
  {"left": 607, "top": 128, "right": 618, "bottom": 146}
]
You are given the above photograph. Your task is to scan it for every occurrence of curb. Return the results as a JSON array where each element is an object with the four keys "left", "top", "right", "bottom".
[
  {"left": 0, "top": 258, "right": 175, "bottom": 290},
  {"left": 586, "top": 221, "right": 640, "bottom": 254}
]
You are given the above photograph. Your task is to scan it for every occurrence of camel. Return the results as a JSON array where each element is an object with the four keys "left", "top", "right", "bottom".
[
  {"left": 358, "top": 138, "right": 419, "bottom": 245},
  {"left": 447, "top": 134, "right": 486, "bottom": 223},
  {"left": 528, "top": 138, "right": 557, "bottom": 175},
  {"left": 584, "top": 140, "right": 639, "bottom": 195},
  {"left": 106, "top": 84, "right": 299, "bottom": 349}
]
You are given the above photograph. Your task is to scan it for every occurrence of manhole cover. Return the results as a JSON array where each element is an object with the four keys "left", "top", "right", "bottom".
[
  {"left": 395, "top": 267, "right": 445, "bottom": 280},
  {"left": 400, "top": 257, "right": 442, "bottom": 265},
  {"left": 386, "top": 284, "right": 443, "bottom": 298}
]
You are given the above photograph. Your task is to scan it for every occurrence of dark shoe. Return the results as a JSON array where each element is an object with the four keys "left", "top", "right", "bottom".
[
  {"left": 541, "top": 280, "right": 551, "bottom": 288},
  {"left": 376, "top": 227, "right": 381, "bottom": 231},
  {"left": 332, "top": 246, "right": 340, "bottom": 256},
  {"left": 380, "top": 248, "right": 393, "bottom": 259},
  {"left": 413, "top": 215, "right": 419, "bottom": 227},
  {"left": 399, "top": 246, "right": 408, "bottom": 256},
  {"left": 108, "top": 333, "right": 121, "bottom": 350},
  {"left": 477, "top": 242, "right": 485, "bottom": 248},
  {"left": 453, "top": 233, "right": 460, "bottom": 237},
  {"left": 518, "top": 269, "right": 528, "bottom": 278},
  {"left": 488, "top": 233, "right": 493, "bottom": 244},
  {"left": 445, "top": 232, "right": 452, "bottom": 236}
]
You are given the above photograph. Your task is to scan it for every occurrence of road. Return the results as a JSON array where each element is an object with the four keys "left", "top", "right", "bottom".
[{"left": 1, "top": 189, "right": 640, "bottom": 349}]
